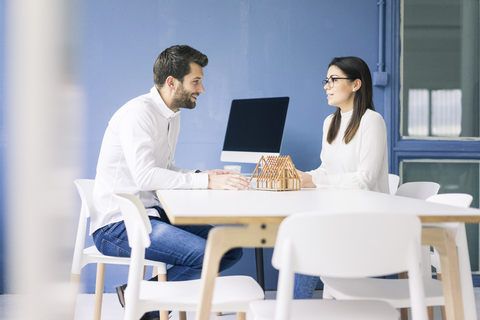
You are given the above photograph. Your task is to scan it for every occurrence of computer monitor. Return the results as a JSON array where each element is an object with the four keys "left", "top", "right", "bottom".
[{"left": 221, "top": 97, "right": 290, "bottom": 163}]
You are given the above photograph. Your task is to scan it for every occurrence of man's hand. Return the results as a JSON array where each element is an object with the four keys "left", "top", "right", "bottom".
[
  {"left": 202, "top": 169, "right": 232, "bottom": 176},
  {"left": 205, "top": 169, "right": 250, "bottom": 190},
  {"left": 296, "top": 169, "right": 316, "bottom": 188}
]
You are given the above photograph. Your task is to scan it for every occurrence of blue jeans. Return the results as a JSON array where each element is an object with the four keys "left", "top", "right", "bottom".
[
  {"left": 294, "top": 274, "right": 319, "bottom": 299},
  {"left": 93, "top": 215, "right": 243, "bottom": 282}
]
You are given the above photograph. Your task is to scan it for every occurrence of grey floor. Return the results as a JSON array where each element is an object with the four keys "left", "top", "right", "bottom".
[{"left": 1, "top": 289, "right": 480, "bottom": 319}]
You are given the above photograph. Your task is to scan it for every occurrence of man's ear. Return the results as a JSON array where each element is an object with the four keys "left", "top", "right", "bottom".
[{"left": 166, "top": 76, "right": 176, "bottom": 90}]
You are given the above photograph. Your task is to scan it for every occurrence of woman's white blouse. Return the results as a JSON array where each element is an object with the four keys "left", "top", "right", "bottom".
[{"left": 307, "top": 109, "right": 389, "bottom": 193}]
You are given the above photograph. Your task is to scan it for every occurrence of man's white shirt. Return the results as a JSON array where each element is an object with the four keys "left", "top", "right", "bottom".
[{"left": 91, "top": 86, "right": 208, "bottom": 233}]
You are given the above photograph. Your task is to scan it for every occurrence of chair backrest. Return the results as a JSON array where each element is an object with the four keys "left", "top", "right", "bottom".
[
  {"left": 74, "top": 179, "right": 95, "bottom": 218},
  {"left": 271, "top": 212, "right": 426, "bottom": 320},
  {"left": 272, "top": 212, "right": 422, "bottom": 278},
  {"left": 395, "top": 181, "right": 440, "bottom": 200},
  {"left": 426, "top": 193, "right": 473, "bottom": 208},
  {"left": 388, "top": 174, "right": 400, "bottom": 195},
  {"left": 114, "top": 194, "right": 152, "bottom": 249},
  {"left": 72, "top": 179, "right": 95, "bottom": 274},
  {"left": 113, "top": 194, "right": 154, "bottom": 320}
]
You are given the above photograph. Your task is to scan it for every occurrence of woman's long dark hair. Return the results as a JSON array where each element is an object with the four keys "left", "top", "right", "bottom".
[{"left": 326, "top": 56, "right": 374, "bottom": 144}]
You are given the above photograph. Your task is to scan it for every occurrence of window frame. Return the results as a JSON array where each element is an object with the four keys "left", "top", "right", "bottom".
[{"left": 385, "top": 0, "right": 480, "bottom": 176}]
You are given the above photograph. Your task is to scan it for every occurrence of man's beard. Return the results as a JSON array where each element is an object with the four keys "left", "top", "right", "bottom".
[{"left": 171, "top": 82, "right": 196, "bottom": 110}]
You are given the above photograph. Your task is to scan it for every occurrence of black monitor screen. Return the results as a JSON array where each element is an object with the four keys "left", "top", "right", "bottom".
[{"left": 222, "top": 97, "right": 289, "bottom": 153}]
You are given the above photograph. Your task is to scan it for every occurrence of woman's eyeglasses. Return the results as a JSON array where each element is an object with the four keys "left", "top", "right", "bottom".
[{"left": 322, "top": 77, "right": 353, "bottom": 88}]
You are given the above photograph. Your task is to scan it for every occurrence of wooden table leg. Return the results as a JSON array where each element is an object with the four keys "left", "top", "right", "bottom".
[
  {"left": 194, "top": 223, "right": 278, "bottom": 320},
  {"left": 422, "top": 227, "right": 464, "bottom": 320},
  {"left": 216, "top": 273, "right": 222, "bottom": 316}
]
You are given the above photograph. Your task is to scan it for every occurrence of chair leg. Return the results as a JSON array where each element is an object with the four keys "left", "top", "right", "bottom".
[
  {"left": 322, "top": 284, "right": 334, "bottom": 299},
  {"left": 398, "top": 271, "right": 409, "bottom": 320},
  {"left": 159, "top": 310, "right": 170, "bottom": 320},
  {"left": 69, "top": 273, "right": 81, "bottom": 320},
  {"left": 94, "top": 263, "right": 106, "bottom": 320},
  {"left": 399, "top": 245, "right": 434, "bottom": 320},
  {"left": 215, "top": 273, "right": 222, "bottom": 316},
  {"left": 427, "top": 306, "right": 435, "bottom": 320},
  {"left": 422, "top": 245, "right": 435, "bottom": 320},
  {"left": 236, "top": 312, "right": 246, "bottom": 320},
  {"left": 456, "top": 223, "right": 477, "bottom": 320},
  {"left": 179, "top": 311, "right": 187, "bottom": 320},
  {"left": 157, "top": 272, "right": 169, "bottom": 320},
  {"left": 437, "top": 273, "right": 446, "bottom": 320}
]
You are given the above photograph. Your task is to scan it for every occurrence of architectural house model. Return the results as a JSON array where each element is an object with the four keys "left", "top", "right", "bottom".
[{"left": 250, "top": 155, "right": 301, "bottom": 191}]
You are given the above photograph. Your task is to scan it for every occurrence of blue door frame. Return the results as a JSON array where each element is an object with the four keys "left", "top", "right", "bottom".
[{"left": 384, "top": 0, "right": 480, "bottom": 175}]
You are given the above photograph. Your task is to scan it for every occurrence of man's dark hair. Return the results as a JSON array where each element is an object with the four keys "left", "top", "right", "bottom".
[{"left": 153, "top": 45, "right": 208, "bottom": 87}]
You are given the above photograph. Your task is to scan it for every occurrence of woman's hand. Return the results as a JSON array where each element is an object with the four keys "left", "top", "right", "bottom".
[{"left": 296, "top": 169, "right": 317, "bottom": 188}]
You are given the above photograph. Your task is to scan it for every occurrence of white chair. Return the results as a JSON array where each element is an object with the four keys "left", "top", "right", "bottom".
[
  {"left": 388, "top": 173, "right": 400, "bottom": 195},
  {"left": 248, "top": 212, "right": 427, "bottom": 320},
  {"left": 70, "top": 179, "right": 169, "bottom": 320},
  {"left": 324, "top": 181, "right": 440, "bottom": 320},
  {"left": 322, "top": 192, "right": 473, "bottom": 320},
  {"left": 114, "top": 193, "right": 265, "bottom": 320},
  {"left": 426, "top": 193, "right": 475, "bottom": 320},
  {"left": 427, "top": 193, "right": 473, "bottom": 208},
  {"left": 395, "top": 181, "right": 440, "bottom": 200},
  {"left": 395, "top": 181, "right": 441, "bottom": 318},
  {"left": 394, "top": 181, "right": 440, "bottom": 282},
  {"left": 394, "top": 181, "right": 441, "bottom": 282}
]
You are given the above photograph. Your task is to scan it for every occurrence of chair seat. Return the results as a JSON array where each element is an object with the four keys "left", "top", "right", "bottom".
[
  {"left": 248, "top": 299, "right": 400, "bottom": 320},
  {"left": 82, "top": 245, "right": 131, "bottom": 265},
  {"left": 82, "top": 246, "right": 167, "bottom": 269},
  {"left": 321, "top": 276, "right": 444, "bottom": 308},
  {"left": 132, "top": 275, "right": 264, "bottom": 313}
]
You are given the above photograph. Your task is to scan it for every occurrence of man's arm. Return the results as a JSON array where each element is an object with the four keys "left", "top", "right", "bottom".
[{"left": 117, "top": 110, "right": 207, "bottom": 190}]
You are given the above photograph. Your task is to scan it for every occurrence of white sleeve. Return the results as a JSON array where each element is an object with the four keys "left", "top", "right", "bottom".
[
  {"left": 308, "top": 112, "right": 387, "bottom": 190},
  {"left": 118, "top": 111, "right": 208, "bottom": 190}
]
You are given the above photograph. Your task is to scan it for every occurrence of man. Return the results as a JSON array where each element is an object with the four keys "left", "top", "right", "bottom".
[{"left": 91, "top": 45, "right": 249, "bottom": 320}]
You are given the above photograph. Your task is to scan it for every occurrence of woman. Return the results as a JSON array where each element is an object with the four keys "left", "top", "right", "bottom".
[{"left": 294, "top": 56, "right": 389, "bottom": 299}]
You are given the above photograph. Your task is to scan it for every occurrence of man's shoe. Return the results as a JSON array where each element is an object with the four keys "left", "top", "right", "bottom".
[
  {"left": 116, "top": 284, "right": 127, "bottom": 308},
  {"left": 116, "top": 288, "right": 171, "bottom": 320}
]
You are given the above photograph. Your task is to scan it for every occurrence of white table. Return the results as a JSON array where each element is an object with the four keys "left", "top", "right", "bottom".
[{"left": 156, "top": 188, "right": 480, "bottom": 320}]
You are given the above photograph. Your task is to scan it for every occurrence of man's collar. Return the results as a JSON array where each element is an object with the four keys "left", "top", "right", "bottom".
[{"left": 149, "top": 86, "right": 181, "bottom": 119}]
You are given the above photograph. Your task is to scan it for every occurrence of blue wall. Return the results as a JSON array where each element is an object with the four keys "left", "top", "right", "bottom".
[{"left": 0, "top": 1, "right": 383, "bottom": 293}]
